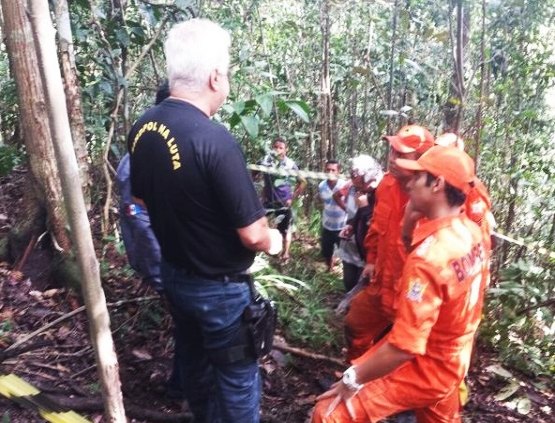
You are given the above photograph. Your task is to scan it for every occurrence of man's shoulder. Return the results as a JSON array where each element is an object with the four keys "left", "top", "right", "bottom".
[
  {"left": 259, "top": 154, "right": 274, "bottom": 166},
  {"left": 335, "top": 179, "right": 348, "bottom": 189},
  {"left": 116, "top": 154, "right": 130, "bottom": 177},
  {"left": 410, "top": 216, "right": 482, "bottom": 267},
  {"left": 284, "top": 157, "right": 298, "bottom": 169},
  {"left": 377, "top": 173, "right": 398, "bottom": 190}
]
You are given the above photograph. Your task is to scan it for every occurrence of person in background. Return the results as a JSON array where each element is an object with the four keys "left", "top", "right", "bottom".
[
  {"left": 318, "top": 160, "right": 348, "bottom": 272},
  {"left": 128, "top": 19, "right": 281, "bottom": 423},
  {"left": 259, "top": 138, "right": 306, "bottom": 262},
  {"left": 334, "top": 155, "right": 383, "bottom": 293},
  {"left": 116, "top": 80, "right": 170, "bottom": 293},
  {"left": 344, "top": 125, "right": 435, "bottom": 361},
  {"left": 117, "top": 80, "right": 188, "bottom": 398},
  {"left": 312, "top": 146, "right": 490, "bottom": 423}
]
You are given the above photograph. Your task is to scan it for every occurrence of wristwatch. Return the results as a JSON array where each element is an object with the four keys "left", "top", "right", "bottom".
[{"left": 342, "top": 366, "right": 363, "bottom": 391}]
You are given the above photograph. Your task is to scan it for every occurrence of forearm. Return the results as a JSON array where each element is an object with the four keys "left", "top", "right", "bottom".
[
  {"left": 237, "top": 216, "right": 271, "bottom": 252},
  {"left": 237, "top": 217, "right": 282, "bottom": 254},
  {"left": 334, "top": 195, "right": 347, "bottom": 211},
  {"left": 354, "top": 342, "right": 414, "bottom": 384},
  {"left": 292, "top": 179, "right": 306, "bottom": 200}
]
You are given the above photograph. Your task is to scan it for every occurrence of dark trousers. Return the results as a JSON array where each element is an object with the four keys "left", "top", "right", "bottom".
[{"left": 320, "top": 227, "right": 341, "bottom": 261}]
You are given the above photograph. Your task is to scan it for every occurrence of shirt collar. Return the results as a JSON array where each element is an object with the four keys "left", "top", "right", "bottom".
[{"left": 411, "top": 214, "right": 463, "bottom": 247}]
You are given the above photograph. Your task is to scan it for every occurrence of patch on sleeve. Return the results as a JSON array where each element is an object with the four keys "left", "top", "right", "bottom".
[{"left": 406, "top": 278, "right": 427, "bottom": 302}]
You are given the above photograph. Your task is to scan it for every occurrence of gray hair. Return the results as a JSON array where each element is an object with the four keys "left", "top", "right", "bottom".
[
  {"left": 351, "top": 154, "right": 384, "bottom": 184},
  {"left": 164, "top": 19, "right": 231, "bottom": 93}
]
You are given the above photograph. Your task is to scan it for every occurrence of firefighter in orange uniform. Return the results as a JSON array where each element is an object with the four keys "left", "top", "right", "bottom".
[
  {"left": 402, "top": 133, "right": 495, "bottom": 252},
  {"left": 312, "top": 146, "right": 490, "bottom": 423},
  {"left": 344, "top": 125, "right": 434, "bottom": 360}
]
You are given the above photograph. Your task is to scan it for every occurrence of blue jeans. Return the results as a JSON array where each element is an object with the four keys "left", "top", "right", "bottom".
[
  {"left": 161, "top": 261, "right": 261, "bottom": 423},
  {"left": 120, "top": 210, "right": 162, "bottom": 291}
]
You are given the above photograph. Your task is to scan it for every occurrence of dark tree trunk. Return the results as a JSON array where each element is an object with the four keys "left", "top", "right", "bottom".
[{"left": 1, "top": 0, "right": 72, "bottom": 267}]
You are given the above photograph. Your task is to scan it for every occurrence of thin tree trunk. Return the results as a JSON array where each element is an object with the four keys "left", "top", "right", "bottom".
[
  {"left": 0, "top": 0, "right": 71, "bottom": 254},
  {"left": 28, "top": 1, "right": 126, "bottom": 421},
  {"left": 501, "top": 152, "right": 518, "bottom": 265},
  {"left": 454, "top": 0, "right": 466, "bottom": 132},
  {"left": 53, "top": 0, "right": 91, "bottom": 209},
  {"left": 547, "top": 209, "right": 555, "bottom": 248},
  {"left": 473, "top": 0, "right": 487, "bottom": 163},
  {"left": 386, "top": 0, "right": 400, "bottom": 134},
  {"left": 348, "top": 89, "right": 358, "bottom": 158},
  {"left": 319, "top": 0, "right": 332, "bottom": 165},
  {"left": 99, "top": 9, "right": 170, "bottom": 238}
]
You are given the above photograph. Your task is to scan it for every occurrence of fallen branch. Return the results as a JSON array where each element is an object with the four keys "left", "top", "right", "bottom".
[
  {"left": 4, "top": 296, "right": 159, "bottom": 353},
  {"left": 272, "top": 340, "right": 345, "bottom": 366},
  {"left": 48, "top": 394, "right": 192, "bottom": 422},
  {"left": 13, "top": 234, "right": 37, "bottom": 273},
  {"left": 0, "top": 340, "right": 51, "bottom": 363},
  {"left": 517, "top": 297, "right": 555, "bottom": 315},
  {"left": 48, "top": 394, "right": 282, "bottom": 423}
]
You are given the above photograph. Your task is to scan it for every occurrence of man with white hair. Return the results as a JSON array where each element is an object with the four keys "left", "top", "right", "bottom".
[
  {"left": 334, "top": 155, "right": 383, "bottom": 292},
  {"left": 128, "top": 18, "right": 281, "bottom": 423}
]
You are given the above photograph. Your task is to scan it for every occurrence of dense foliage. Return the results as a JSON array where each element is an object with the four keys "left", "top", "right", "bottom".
[{"left": 0, "top": 0, "right": 553, "bottom": 379}]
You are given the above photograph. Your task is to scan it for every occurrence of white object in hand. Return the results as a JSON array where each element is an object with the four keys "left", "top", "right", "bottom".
[{"left": 267, "top": 229, "right": 283, "bottom": 255}]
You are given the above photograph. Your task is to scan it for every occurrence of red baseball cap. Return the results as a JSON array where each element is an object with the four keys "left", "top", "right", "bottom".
[
  {"left": 384, "top": 125, "right": 435, "bottom": 154},
  {"left": 395, "top": 146, "right": 475, "bottom": 193}
]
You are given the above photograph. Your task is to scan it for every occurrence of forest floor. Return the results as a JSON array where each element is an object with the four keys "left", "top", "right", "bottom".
[{"left": 0, "top": 168, "right": 553, "bottom": 422}]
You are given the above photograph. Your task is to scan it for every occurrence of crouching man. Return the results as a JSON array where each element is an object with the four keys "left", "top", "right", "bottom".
[{"left": 312, "top": 146, "right": 490, "bottom": 423}]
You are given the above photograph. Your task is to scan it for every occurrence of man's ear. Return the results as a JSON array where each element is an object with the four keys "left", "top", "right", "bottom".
[
  {"left": 433, "top": 176, "right": 445, "bottom": 193},
  {"left": 208, "top": 69, "right": 220, "bottom": 92}
]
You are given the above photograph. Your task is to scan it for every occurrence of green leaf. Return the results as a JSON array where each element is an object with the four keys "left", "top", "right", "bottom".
[
  {"left": 232, "top": 101, "right": 246, "bottom": 115},
  {"left": 516, "top": 397, "right": 532, "bottom": 415},
  {"left": 174, "top": 0, "right": 195, "bottom": 12},
  {"left": 486, "top": 364, "right": 514, "bottom": 379},
  {"left": 281, "top": 100, "right": 310, "bottom": 123},
  {"left": 494, "top": 381, "right": 520, "bottom": 401},
  {"left": 240, "top": 115, "right": 259, "bottom": 139},
  {"left": 404, "top": 58, "right": 423, "bottom": 73},
  {"left": 228, "top": 113, "right": 241, "bottom": 129},
  {"left": 352, "top": 66, "right": 369, "bottom": 76},
  {"left": 98, "top": 80, "right": 113, "bottom": 96},
  {"left": 115, "top": 29, "right": 130, "bottom": 47},
  {"left": 256, "top": 94, "right": 274, "bottom": 117}
]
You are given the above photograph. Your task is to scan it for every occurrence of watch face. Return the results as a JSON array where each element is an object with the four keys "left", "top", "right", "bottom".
[{"left": 343, "top": 367, "right": 360, "bottom": 390}]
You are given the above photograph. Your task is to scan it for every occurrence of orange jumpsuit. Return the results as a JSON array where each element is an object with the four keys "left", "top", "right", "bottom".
[
  {"left": 345, "top": 173, "right": 408, "bottom": 360},
  {"left": 313, "top": 215, "right": 490, "bottom": 423},
  {"left": 464, "top": 178, "right": 494, "bottom": 251}
]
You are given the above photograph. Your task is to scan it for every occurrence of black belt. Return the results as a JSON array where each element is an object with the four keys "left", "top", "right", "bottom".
[{"left": 183, "top": 270, "right": 252, "bottom": 283}]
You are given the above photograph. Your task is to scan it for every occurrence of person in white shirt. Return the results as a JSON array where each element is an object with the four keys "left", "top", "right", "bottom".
[{"left": 318, "top": 160, "right": 348, "bottom": 272}]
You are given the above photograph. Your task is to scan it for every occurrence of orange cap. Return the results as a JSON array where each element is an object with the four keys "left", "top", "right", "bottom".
[
  {"left": 395, "top": 146, "right": 475, "bottom": 193},
  {"left": 384, "top": 125, "right": 435, "bottom": 154},
  {"left": 435, "top": 132, "right": 465, "bottom": 150}
]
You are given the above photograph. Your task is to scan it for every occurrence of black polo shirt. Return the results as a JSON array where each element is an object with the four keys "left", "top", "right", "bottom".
[{"left": 128, "top": 99, "right": 265, "bottom": 276}]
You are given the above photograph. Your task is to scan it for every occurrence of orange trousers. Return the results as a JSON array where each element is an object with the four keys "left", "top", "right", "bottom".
[
  {"left": 344, "top": 287, "right": 393, "bottom": 361},
  {"left": 311, "top": 361, "right": 462, "bottom": 423}
]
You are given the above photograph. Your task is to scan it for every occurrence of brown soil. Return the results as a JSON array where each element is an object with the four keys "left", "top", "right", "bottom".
[{"left": 0, "top": 168, "right": 552, "bottom": 422}]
